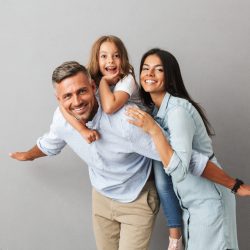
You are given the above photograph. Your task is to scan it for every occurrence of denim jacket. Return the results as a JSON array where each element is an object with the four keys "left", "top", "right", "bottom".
[{"left": 153, "top": 93, "right": 238, "bottom": 250}]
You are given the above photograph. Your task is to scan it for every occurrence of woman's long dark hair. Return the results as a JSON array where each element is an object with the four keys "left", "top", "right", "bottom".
[{"left": 140, "top": 48, "right": 214, "bottom": 136}]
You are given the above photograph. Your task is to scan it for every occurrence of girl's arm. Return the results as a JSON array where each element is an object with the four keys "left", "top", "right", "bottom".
[
  {"left": 60, "top": 105, "right": 100, "bottom": 143},
  {"left": 99, "top": 76, "right": 130, "bottom": 114}
]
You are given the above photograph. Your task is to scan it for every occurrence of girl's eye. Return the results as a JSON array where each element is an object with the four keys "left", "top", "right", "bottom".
[
  {"left": 114, "top": 54, "right": 120, "bottom": 58},
  {"left": 100, "top": 54, "right": 106, "bottom": 59},
  {"left": 142, "top": 67, "right": 149, "bottom": 71}
]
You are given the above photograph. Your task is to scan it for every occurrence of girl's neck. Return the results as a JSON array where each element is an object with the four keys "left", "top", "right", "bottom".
[{"left": 150, "top": 91, "right": 167, "bottom": 109}]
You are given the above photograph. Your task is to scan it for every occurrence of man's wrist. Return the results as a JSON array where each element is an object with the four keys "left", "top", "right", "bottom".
[{"left": 231, "top": 179, "right": 244, "bottom": 194}]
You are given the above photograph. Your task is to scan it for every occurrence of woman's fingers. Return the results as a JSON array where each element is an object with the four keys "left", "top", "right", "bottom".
[{"left": 126, "top": 107, "right": 146, "bottom": 119}]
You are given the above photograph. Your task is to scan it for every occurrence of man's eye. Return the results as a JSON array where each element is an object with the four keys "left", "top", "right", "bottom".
[
  {"left": 79, "top": 89, "right": 86, "bottom": 94},
  {"left": 64, "top": 94, "right": 71, "bottom": 100}
]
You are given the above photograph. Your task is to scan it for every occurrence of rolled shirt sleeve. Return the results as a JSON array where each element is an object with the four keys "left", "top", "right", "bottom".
[
  {"left": 164, "top": 107, "right": 197, "bottom": 182},
  {"left": 37, "top": 108, "right": 66, "bottom": 156}
]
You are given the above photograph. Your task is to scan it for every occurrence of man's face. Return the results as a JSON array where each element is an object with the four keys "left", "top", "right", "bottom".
[{"left": 55, "top": 72, "right": 98, "bottom": 123}]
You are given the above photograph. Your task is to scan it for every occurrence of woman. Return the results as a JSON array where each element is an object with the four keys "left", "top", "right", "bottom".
[{"left": 126, "top": 48, "right": 250, "bottom": 249}]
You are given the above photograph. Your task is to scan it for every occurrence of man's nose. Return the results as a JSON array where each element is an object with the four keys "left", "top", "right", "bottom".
[{"left": 72, "top": 95, "right": 81, "bottom": 106}]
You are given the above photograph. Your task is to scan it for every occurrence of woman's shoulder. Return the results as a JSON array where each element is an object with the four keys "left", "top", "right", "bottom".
[{"left": 168, "top": 95, "right": 193, "bottom": 113}]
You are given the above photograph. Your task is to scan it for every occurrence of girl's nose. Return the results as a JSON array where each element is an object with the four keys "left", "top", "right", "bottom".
[{"left": 107, "top": 55, "right": 114, "bottom": 63}]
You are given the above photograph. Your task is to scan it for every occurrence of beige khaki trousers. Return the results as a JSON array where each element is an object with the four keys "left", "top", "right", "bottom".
[{"left": 92, "top": 180, "right": 159, "bottom": 250}]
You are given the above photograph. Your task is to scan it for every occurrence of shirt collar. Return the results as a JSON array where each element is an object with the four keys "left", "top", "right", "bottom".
[
  {"left": 86, "top": 99, "right": 102, "bottom": 130},
  {"left": 153, "top": 92, "right": 171, "bottom": 120}
]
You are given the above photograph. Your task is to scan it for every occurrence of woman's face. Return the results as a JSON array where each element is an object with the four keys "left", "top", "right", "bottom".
[{"left": 140, "top": 54, "right": 166, "bottom": 94}]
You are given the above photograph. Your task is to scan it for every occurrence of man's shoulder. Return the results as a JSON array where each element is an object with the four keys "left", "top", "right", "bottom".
[
  {"left": 108, "top": 104, "right": 142, "bottom": 137},
  {"left": 51, "top": 107, "right": 68, "bottom": 129}
]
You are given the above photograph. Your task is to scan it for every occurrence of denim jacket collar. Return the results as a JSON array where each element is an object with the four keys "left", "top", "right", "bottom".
[{"left": 153, "top": 92, "right": 171, "bottom": 126}]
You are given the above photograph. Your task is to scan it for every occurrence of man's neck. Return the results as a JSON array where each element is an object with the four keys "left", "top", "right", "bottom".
[{"left": 86, "top": 100, "right": 99, "bottom": 122}]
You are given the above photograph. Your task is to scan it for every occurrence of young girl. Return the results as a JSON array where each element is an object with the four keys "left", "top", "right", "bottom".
[
  {"left": 62, "top": 35, "right": 142, "bottom": 144},
  {"left": 60, "top": 36, "right": 184, "bottom": 250}
]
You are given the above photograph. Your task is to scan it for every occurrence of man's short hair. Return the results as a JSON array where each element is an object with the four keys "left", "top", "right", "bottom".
[{"left": 52, "top": 61, "right": 90, "bottom": 85}]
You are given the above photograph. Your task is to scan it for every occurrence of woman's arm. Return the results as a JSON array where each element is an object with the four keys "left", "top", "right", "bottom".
[
  {"left": 126, "top": 107, "right": 250, "bottom": 196},
  {"left": 126, "top": 107, "right": 174, "bottom": 165}
]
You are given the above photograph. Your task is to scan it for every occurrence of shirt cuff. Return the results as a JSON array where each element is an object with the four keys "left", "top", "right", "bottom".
[
  {"left": 164, "top": 152, "right": 181, "bottom": 175},
  {"left": 189, "top": 153, "right": 209, "bottom": 176},
  {"left": 37, "top": 138, "right": 55, "bottom": 156}
]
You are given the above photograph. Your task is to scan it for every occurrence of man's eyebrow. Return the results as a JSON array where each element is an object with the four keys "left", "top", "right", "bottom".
[{"left": 62, "top": 92, "right": 71, "bottom": 98}]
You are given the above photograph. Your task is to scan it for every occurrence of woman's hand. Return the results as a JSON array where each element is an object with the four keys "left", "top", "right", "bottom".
[{"left": 126, "top": 107, "right": 161, "bottom": 136}]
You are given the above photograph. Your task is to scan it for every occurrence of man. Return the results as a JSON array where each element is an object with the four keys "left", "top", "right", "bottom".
[
  {"left": 10, "top": 61, "right": 249, "bottom": 250},
  {"left": 10, "top": 61, "right": 161, "bottom": 250}
]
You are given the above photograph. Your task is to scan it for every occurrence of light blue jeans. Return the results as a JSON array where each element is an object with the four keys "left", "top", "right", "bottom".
[{"left": 153, "top": 160, "right": 182, "bottom": 228}]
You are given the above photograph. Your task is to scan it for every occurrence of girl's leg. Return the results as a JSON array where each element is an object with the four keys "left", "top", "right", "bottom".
[{"left": 153, "top": 160, "right": 183, "bottom": 249}]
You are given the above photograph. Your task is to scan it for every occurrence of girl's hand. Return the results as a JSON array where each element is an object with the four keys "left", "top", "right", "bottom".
[
  {"left": 126, "top": 107, "right": 161, "bottom": 136},
  {"left": 81, "top": 128, "right": 100, "bottom": 144},
  {"left": 101, "top": 71, "right": 120, "bottom": 85}
]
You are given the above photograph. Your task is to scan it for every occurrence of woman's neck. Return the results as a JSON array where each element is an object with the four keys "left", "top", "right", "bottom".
[{"left": 150, "top": 91, "right": 167, "bottom": 109}]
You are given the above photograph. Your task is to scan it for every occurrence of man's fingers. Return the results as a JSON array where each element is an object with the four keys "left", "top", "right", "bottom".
[{"left": 9, "top": 152, "right": 28, "bottom": 161}]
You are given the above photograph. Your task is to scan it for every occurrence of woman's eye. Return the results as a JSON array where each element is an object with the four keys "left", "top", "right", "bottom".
[
  {"left": 142, "top": 67, "right": 149, "bottom": 71},
  {"left": 157, "top": 68, "right": 163, "bottom": 72}
]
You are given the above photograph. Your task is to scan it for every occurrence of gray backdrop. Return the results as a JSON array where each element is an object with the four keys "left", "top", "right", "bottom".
[{"left": 1, "top": 0, "right": 249, "bottom": 249}]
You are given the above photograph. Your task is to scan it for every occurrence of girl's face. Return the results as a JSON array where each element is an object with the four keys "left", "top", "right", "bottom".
[
  {"left": 98, "top": 41, "right": 121, "bottom": 76},
  {"left": 140, "top": 54, "right": 166, "bottom": 94}
]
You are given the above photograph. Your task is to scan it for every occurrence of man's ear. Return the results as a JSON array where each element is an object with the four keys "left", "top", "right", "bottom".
[{"left": 54, "top": 92, "right": 60, "bottom": 102}]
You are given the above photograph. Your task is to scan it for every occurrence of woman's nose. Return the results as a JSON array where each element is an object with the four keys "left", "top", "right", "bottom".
[{"left": 147, "top": 68, "right": 154, "bottom": 76}]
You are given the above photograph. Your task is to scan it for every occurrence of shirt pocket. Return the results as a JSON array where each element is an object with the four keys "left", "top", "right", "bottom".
[{"left": 88, "top": 142, "right": 104, "bottom": 170}]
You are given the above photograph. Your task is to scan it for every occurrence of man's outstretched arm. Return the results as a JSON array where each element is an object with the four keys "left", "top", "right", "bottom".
[
  {"left": 202, "top": 161, "right": 250, "bottom": 197},
  {"left": 9, "top": 145, "right": 47, "bottom": 161}
]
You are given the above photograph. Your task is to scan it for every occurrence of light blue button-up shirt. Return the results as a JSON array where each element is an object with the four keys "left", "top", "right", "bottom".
[{"left": 37, "top": 103, "right": 160, "bottom": 203}]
